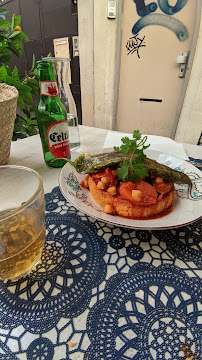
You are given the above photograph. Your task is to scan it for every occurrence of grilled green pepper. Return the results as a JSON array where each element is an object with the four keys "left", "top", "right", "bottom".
[{"left": 68, "top": 151, "right": 191, "bottom": 185}]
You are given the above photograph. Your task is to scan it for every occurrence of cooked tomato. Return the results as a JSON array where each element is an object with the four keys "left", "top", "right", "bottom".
[
  {"left": 105, "top": 167, "right": 118, "bottom": 185},
  {"left": 119, "top": 181, "right": 158, "bottom": 206},
  {"left": 91, "top": 172, "right": 106, "bottom": 184},
  {"left": 80, "top": 180, "right": 85, "bottom": 187},
  {"left": 92, "top": 168, "right": 118, "bottom": 186},
  {"left": 152, "top": 180, "right": 173, "bottom": 194}
]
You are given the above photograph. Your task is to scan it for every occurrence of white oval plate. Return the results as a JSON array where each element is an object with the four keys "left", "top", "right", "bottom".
[{"left": 58, "top": 151, "right": 202, "bottom": 230}]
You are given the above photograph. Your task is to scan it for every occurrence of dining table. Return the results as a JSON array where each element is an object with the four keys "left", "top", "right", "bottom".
[{"left": 0, "top": 125, "right": 202, "bottom": 360}]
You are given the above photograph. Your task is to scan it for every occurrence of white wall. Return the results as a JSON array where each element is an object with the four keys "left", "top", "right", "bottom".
[
  {"left": 77, "top": 0, "right": 94, "bottom": 127},
  {"left": 174, "top": 6, "right": 202, "bottom": 144},
  {"left": 78, "top": 0, "right": 123, "bottom": 130}
]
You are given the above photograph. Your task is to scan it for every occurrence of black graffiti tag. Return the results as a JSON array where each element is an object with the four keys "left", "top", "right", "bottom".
[{"left": 126, "top": 34, "right": 146, "bottom": 57}]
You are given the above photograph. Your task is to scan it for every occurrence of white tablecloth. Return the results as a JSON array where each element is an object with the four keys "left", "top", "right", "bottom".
[{"left": 0, "top": 125, "right": 201, "bottom": 360}]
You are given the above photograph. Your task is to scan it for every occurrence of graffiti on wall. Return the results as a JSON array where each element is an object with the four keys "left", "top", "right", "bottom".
[
  {"left": 132, "top": 0, "right": 189, "bottom": 41},
  {"left": 126, "top": 0, "right": 189, "bottom": 58},
  {"left": 126, "top": 34, "right": 146, "bottom": 57}
]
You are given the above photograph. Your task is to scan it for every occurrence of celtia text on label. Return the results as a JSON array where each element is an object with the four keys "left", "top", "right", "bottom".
[
  {"left": 49, "top": 131, "right": 68, "bottom": 142},
  {"left": 47, "top": 120, "right": 70, "bottom": 159}
]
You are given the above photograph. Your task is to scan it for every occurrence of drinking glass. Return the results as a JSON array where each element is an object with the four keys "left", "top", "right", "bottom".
[{"left": 0, "top": 165, "right": 45, "bottom": 280}]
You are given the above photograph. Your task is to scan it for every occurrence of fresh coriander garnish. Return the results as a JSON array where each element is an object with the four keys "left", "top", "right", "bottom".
[{"left": 113, "top": 130, "right": 150, "bottom": 181}]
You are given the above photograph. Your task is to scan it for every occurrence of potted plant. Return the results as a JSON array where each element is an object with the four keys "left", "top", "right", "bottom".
[{"left": 0, "top": 8, "right": 39, "bottom": 146}]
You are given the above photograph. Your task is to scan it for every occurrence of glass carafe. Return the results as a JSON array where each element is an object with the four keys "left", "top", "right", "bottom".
[{"left": 42, "top": 57, "right": 80, "bottom": 150}]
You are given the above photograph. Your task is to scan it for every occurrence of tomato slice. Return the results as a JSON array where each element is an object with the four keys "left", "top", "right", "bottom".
[
  {"left": 152, "top": 180, "right": 173, "bottom": 195},
  {"left": 119, "top": 181, "right": 158, "bottom": 206}
]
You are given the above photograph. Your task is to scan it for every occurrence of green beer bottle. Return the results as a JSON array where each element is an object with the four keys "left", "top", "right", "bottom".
[{"left": 37, "top": 60, "right": 70, "bottom": 167}]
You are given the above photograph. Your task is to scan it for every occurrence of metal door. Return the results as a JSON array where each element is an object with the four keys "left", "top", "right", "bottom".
[{"left": 117, "top": 0, "right": 199, "bottom": 137}]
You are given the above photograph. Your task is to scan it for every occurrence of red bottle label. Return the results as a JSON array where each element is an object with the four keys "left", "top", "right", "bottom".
[
  {"left": 47, "top": 120, "right": 70, "bottom": 159},
  {"left": 40, "top": 81, "right": 58, "bottom": 97}
]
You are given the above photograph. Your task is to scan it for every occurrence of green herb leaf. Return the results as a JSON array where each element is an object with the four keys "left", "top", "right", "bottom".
[
  {"left": 133, "top": 129, "right": 141, "bottom": 140},
  {"left": 116, "top": 162, "right": 130, "bottom": 181},
  {"left": 113, "top": 130, "right": 149, "bottom": 181}
]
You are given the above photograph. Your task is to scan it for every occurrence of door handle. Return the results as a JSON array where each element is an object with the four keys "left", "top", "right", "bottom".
[{"left": 177, "top": 51, "right": 189, "bottom": 78}]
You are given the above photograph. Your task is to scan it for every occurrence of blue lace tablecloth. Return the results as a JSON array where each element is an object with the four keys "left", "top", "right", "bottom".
[{"left": 0, "top": 158, "right": 201, "bottom": 360}]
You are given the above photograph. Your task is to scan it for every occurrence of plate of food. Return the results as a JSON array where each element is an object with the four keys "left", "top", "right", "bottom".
[{"left": 59, "top": 131, "right": 202, "bottom": 230}]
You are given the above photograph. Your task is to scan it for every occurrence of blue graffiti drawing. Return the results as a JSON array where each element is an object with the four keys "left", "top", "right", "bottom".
[
  {"left": 132, "top": 13, "right": 189, "bottom": 41},
  {"left": 132, "top": 0, "right": 189, "bottom": 42},
  {"left": 133, "top": 0, "right": 157, "bottom": 17},
  {"left": 158, "top": 0, "right": 188, "bottom": 15}
]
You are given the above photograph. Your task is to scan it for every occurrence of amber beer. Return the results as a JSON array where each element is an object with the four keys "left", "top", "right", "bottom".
[
  {"left": 37, "top": 60, "right": 71, "bottom": 168},
  {"left": 0, "top": 209, "right": 45, "bottom": 280},
  {"left": 0, "top": 165, "right": 46, "bottom": 280}
]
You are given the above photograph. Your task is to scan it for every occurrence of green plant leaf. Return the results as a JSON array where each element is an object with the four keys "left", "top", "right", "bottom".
[
  {"left": 4, "top": 75, "right": 21, "bottom": 88},
  {"left": 11, "top": 14, "right": 21, "bottom": 29},
  {"left": 9, "top": 31, "right": 21, "bottom": 39},
  {"left": 30, "top": 115, "right": 37, "bottom": 120},
  {"left": 0, "top": 10, "right": 39, "bottom": 139},
  {"left": 0, "top": 65, "right": 7, "bottom": 81},
  {"left": 29, "top": 106, "right": 37, "bottom": 113},
  {"left": 20, "top": 91, "right": 33, "bottom": 105},
  {"left": 32, "top": 68, "right": 38, "bottom": 76},
  {"left": 0, "top": 54, "right": 11, "bottom": 65},
  {"left": 13, "top": 113, "right": 38, "bottom": 138},
  {"left": 18, "top": 83, "right": 32, "bottom": 92},
  {"left": 0, "top": 20, "right": 11, "bottom": 29},
  {"left": 17, "top": 95, "right": 24, "bottom": 110},
  {"left": 10, "top": 34, "right": 22, "bottom": 43},
  {"left": 0, "top": 31, "right": 7, "bottom": 37},
  {"left": 12, "top": 66, "right": 19, "bottom": 80},
  {"left": 30, "top": 54, "right": 36, "bottom": 71},
  {"left": 7, "top": 42, "right": 21, "bottom": 56},
  {"left": 22, "top": 108, "right": 31, "bottom": 117},
  {"left": 5, "top": 66, "right": 13, "bottom": 76},
  {"left": 12, "top": 134, "right": 18, "bottom": 141},
  {"left": 0, "top": 9, "right": 8, "bottom": 18},
  {"left": 20, "top": 31, "right": 28, "bottom": 42}
]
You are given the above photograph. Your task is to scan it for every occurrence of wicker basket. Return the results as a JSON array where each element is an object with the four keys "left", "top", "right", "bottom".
[{"left": 0, "top": 83, "right": 18, "bottom": 165}]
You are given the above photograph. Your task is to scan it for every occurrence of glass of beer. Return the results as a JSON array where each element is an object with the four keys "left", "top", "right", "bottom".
[{"left": 0, "top": 165, "right": 45, "bottom": 280}]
